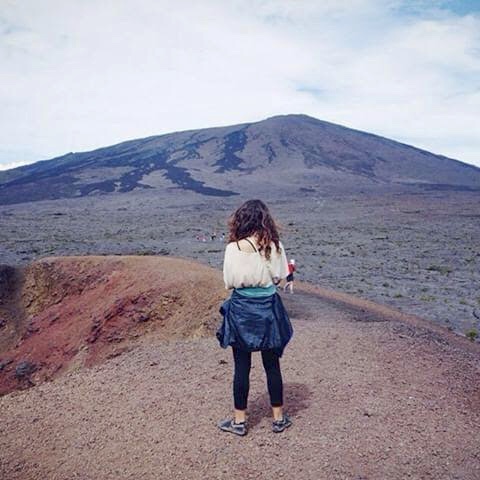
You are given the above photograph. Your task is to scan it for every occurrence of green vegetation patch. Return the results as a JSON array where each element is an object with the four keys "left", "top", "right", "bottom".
[
  {"left": 466, "top": 328, "right": 478, "bottom": 342},
  {"left": 426, "top": 264, "right": 452, "bottom": 275},
  {"left": 420, "top": 295, "right": 436, "bottom": 302}
]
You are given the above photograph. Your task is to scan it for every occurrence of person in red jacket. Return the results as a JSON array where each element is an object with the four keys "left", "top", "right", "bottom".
[{"left": 283, "top": 259, "right": 296, "bottom": 294}]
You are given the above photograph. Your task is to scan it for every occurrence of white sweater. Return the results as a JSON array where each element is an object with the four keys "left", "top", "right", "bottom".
[{"left": 223, "top": 237, "right": 289, "bottom": 289}]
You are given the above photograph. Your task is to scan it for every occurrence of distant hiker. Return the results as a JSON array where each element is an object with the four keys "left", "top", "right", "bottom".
[
  {"left": 216, "top": 199, "right": 293, "bottom": 436},
  {"left": 283, "top": 259, "right": 296, "bottom": 294},
  {"left": 220, "top": 233, "right": 225, "bottom": 242},
  {"left": 211, "top": 231, "right": 217, "bottom": 241}
]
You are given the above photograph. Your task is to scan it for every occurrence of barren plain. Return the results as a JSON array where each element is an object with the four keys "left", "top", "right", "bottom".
[{"left": 1, "top": 188, "right": 479, "bottom": 338}]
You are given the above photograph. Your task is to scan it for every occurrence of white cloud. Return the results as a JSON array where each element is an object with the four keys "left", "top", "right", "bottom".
[
  {"left": 0, "top": 159, "right": 33, "bottom": 171},
  {"left": 0, "top": 0, "right": 479, "bottom": 169}
]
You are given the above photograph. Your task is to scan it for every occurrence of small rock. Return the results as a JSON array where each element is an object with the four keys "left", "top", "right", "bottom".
[
  {"left": 0, "top": 359, "right": 13, "bottom": 371},
  {"left": 15, "top": 360, "right": 38, "bottom": 379}
]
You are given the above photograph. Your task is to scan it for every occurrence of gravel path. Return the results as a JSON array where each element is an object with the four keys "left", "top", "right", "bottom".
[{"left": 1, "top": 287, "right": 480, "bottom": 480}]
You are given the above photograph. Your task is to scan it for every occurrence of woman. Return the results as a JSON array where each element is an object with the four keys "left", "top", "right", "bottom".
[{"left": 216, "top": 199, "right": 294, "bottom": 436}]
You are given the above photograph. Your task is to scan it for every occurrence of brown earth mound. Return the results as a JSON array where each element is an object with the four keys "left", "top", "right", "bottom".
[{"left": 0, "top": 255, "right": 226, "bottom": 395}]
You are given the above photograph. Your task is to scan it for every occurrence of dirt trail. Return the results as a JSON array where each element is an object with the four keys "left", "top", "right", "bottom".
[{"left": 1, "top": 277, "right": 480, "bottom": 480}]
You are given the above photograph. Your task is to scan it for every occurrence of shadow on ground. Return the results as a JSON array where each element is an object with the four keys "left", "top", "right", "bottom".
[{"left": 247, "top": 382, "right": 313, "bottom": 429}]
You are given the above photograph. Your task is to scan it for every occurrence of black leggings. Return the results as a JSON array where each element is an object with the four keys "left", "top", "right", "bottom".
[{"left": 232, "top": 347, "right": 283, "bottom": 410}]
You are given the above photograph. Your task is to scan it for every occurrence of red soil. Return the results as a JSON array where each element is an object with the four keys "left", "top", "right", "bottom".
[{"left": 0, "top": 255, "right": 226, "bottom": 395}]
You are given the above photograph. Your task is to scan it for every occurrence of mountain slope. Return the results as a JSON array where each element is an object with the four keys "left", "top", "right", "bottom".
[{"left": 1, "top": 114, "right": 479, "bottom": 205}]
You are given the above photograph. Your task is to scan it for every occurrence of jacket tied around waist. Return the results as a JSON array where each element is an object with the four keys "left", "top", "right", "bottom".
[{"left": 216, "top": 289, "right": 294, "bottom": 357}]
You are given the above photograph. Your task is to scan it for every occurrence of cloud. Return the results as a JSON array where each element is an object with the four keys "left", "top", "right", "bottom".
[
  {"left": 0, "top": 0, "right": 479, "bottom": 169},
  {"left": 0, "top": 160, "right": 33, "bottom": 171}
]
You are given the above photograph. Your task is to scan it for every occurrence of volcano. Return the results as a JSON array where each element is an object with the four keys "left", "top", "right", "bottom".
[{"left": 1, "top": 114, "right": 479, "bottom": 205}]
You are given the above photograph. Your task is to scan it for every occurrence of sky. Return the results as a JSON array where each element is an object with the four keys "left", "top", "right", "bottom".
[{"left": 1, "top": 0, "right": 479, "bottom": 171}]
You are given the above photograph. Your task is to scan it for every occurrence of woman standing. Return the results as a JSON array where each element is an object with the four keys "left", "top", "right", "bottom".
[{"left": 216, "top": 199, "right": 294, "bottom": 436}]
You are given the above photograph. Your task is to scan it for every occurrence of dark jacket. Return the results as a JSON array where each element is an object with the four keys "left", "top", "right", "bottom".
[{"left": 216, "top": 289, "right": 293, "bottom": 357}]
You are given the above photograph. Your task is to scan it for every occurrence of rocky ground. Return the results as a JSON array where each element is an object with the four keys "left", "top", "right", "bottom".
[
  {"left": 1, "top": 189, "right": 479, "bottom": 337},
  {"left": 1, "top": 281, "right": 479, "bottom": 480}
]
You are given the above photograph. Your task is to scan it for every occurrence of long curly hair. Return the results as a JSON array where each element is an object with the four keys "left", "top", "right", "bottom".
[{"left": 227, "top": 199, "right": 282, "bottom": 260}]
